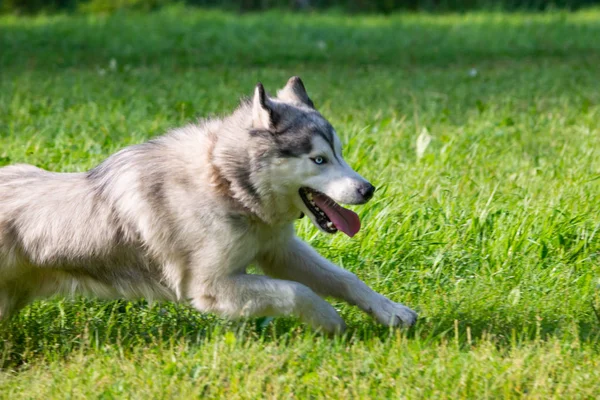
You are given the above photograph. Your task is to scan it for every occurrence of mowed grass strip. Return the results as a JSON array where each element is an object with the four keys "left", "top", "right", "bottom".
[
  {"left": 1, "top": 7, "right": 599, "bottom": 398},
  {"left": 2, "top": 332, "right": 600, "bottom": 398}
]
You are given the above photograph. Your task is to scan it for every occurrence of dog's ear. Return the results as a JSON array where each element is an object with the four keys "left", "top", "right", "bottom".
[
  {"left": 252, "top": 83, "right": 276, "bottom": 130},
  {"left": 277, "top": 76, "right": 314, "bottom": 108}
]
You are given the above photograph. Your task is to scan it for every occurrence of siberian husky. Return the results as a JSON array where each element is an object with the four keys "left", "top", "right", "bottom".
[{"left": 0, "top": 77, "right": 417, "bottom": 333}]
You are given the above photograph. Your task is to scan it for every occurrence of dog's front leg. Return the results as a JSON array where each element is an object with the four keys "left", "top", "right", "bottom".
[
  {"left": 188, "top": 273, "right": 346, "bottom": 334},
  {"left": 258, "top": 237, "right": 417, "bottom": 327}
]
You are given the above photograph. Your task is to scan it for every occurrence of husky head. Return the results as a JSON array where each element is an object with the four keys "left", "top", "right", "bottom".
[{"left": 245, "top": 77, "right": 375, "bottom": 237}]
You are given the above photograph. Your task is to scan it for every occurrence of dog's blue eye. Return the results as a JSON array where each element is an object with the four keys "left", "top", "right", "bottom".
[{"left": 312, "top": 156, "right": 327, "bottom": 165}]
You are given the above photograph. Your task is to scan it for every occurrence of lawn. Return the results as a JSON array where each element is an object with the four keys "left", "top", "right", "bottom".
[{"left": 1, "top": 6, "right": 600, "bottom": 398}]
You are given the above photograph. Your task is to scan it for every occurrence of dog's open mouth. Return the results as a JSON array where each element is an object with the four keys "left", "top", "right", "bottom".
[{"left": 299, "top": 188, "right": 361, "bottom": 237}]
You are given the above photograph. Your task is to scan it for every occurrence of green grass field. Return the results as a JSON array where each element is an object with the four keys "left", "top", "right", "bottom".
[{"left": 1, "top": 6, "right": 600, "bottom": 398}]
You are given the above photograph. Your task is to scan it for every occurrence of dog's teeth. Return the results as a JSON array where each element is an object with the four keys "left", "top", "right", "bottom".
[
  {"left": 307, "top": 193, "right": 313, "bottom": 200},
  {"left": 326, "top": 222, "right": 334, "bottom": 228}
]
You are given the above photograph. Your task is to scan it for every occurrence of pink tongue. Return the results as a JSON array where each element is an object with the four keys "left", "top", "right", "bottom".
[{"left": 313, "top": 194, "right": 361, "bottom": 237}]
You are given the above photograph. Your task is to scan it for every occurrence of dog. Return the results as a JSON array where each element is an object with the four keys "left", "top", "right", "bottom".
[{"left": 0, "top": 77, "right": 417, "bottom": 333}]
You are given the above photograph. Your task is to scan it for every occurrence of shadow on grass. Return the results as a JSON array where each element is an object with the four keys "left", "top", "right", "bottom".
[
  {"left": 2, "top": 299, "right": 598, "bottom": 369},
  {"left": 1, "top": 9, "right": 600, "bottom": 71}
]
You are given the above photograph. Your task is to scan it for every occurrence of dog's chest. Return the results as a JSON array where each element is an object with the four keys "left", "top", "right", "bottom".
[{"left": 222, "top": 220, "right": 293, "bottom": 269}]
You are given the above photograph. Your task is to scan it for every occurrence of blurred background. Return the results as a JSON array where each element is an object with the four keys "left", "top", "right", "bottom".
[{"left": 3, "top": 0, "right": 600, "bottom": 14}]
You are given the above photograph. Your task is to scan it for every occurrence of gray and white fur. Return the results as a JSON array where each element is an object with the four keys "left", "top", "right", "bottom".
[{"left": 0, "top": 77, "right": 417, "bottom": 333}]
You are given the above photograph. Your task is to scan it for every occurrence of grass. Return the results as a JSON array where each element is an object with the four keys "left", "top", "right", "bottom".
[{"left": 1, "top": 6, "right": 600, "bottom": 398}]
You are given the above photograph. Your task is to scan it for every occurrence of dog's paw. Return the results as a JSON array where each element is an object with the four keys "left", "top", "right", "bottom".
[
  {"left": 302, "top": 297, "right": 347, "bottom": 335},
  {"left": 369, "top": 297, "right": 418, "bottom": 328},
  {"left": 320, "top": 314, "right": 347, "bottom": 335}
]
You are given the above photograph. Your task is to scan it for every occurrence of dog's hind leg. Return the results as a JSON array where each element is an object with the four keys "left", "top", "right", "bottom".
[
  {"left": 0, "top": 269, "right": 66, "bottom": 320},
  {"left": 0, "top": 283, "right": 32, "bottom": 320},
  {"left": 258, "top": 237, "right": 417, "bottom": 328},
  {"left": 189, "top": 274, "right": 346, "bottom": 334}
]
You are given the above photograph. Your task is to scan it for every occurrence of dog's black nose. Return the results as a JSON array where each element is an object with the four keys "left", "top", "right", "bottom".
[{"left": 358, "top": 183, "right": 376, "bottom": 201}]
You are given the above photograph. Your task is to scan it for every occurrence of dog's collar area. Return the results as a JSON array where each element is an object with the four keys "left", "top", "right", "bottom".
[{"left": 299, "top": 187, "right": 338, "bottom": 233}]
